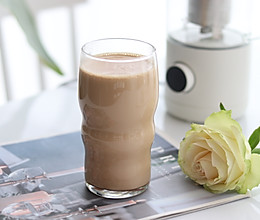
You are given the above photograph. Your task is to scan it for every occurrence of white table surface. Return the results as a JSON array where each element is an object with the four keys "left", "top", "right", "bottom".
[{"left": 1, "top": 77, "right": 260, "bottom": 219}]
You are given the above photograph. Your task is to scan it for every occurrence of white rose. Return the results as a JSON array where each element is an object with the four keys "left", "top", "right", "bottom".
[{"left": 178, "top": 110, "right": 260, "bottom": 193}]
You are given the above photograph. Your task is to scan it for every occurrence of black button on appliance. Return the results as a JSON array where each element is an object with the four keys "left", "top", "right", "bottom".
[{"left": 166, "top": 66, "right": 187, "bottom": 92}]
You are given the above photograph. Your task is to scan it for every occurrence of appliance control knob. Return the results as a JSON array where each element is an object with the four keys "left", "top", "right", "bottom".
[{"left": 166, "top": 63, "right": 195, "bottom": 92}]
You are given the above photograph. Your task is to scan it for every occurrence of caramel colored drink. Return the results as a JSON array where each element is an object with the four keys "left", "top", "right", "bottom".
[{"left": 78, "top": 39, "right": 158, "bottom": 198}]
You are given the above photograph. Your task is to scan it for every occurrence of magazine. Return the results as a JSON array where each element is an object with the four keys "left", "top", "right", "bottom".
[{"left": 0, "top": 131, "right": 249, "bottom": 219}]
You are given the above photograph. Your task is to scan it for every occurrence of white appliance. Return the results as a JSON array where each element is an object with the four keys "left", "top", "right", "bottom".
[{"left": 165, "top": 0, "right": 252, "bottom": 122}]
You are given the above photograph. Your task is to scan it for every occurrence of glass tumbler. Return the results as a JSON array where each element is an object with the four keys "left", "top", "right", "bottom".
[{"left": 78, "top": 38, "right": 159, "bottom": 199}]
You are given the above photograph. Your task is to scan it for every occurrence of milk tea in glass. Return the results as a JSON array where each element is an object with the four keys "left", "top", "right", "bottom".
[{"left": 78, "top": 38, "right": 159, "bottom": 199}]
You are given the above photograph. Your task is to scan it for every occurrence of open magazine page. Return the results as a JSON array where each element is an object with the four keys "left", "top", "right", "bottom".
[{"left": 0, "top": 131, "right": 249, "bottom": 219}]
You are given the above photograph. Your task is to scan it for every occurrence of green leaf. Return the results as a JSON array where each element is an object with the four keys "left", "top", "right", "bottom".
[
  {"left": 0, "top": 0, "right": 63, "bottom": 75},
  {"left": 219, "top": 103, "right": 226, "bottom": 111},
  {"left": 248, "top": 126, "right": 260, "bottom": 151},
  {"left": 252, "top": 148, "right": 260, "bottom": 154}
]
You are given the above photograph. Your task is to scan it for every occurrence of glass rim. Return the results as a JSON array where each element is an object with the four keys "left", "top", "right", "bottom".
[{"left": 81, "top": 38, "right": 156, "bottom": 63}]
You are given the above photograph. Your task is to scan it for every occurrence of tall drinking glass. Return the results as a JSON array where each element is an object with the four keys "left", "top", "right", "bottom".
[{"left": 78, "top": 38, "right": 159, "bottom": 199}]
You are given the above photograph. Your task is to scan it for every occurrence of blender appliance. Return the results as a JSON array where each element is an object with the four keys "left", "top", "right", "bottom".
[{"left": 165, "top": 0, "right": 252, "bottom": 122}]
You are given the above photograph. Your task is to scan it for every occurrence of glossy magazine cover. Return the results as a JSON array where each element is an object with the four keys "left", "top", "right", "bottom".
[{"left": 0, "top": 131, "right": 248, "bottom": 219}]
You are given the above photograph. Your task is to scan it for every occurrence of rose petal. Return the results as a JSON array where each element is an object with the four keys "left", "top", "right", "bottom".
[
  {"left": 207, "top": 129, "right": 246, "bottom": 185},
  {"left": 205, "top": 110, "right": 241, "bottom": 137},
  {"left": 193, "top": 141, "right": 211, "bottom": 151},
  {"left": 205, "top": 183, "right": 229, "bottom": 193},
  {"left": 199, "top": 153, "right": 218, "bottom": 179},
  {"left": 205, "top": 138, "right": 226, "bottom": 162},
  {"left": 225, "top": 160, "right": 243, "bottom": 186},
  {"left": 230, "top": 125, "right": 251, "bottom": 160},
  {"left": 205, "top": 111, "right": 250, "bottom": 172},
  {"left": 192, "top": 149, "right": 209, "bottom": 177},
  {"left": 187, "top": 145, "right": 208, "bottom": 181},
  {"left": 193, "top": 148, "right": 209, "bottom": 162},
  {"left": 238, "top": 154, "right": 260, "bottom": 193},
  {"left": 211, "top": 151, "right": 227, "bottom": 182},
  {"left": 204, "top": 131, "right": 230, "bottom": 157}
]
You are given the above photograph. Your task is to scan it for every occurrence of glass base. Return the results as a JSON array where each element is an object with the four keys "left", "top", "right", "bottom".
[{"left": 86, "top": 182, "right": 148, "bottom": 199}]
